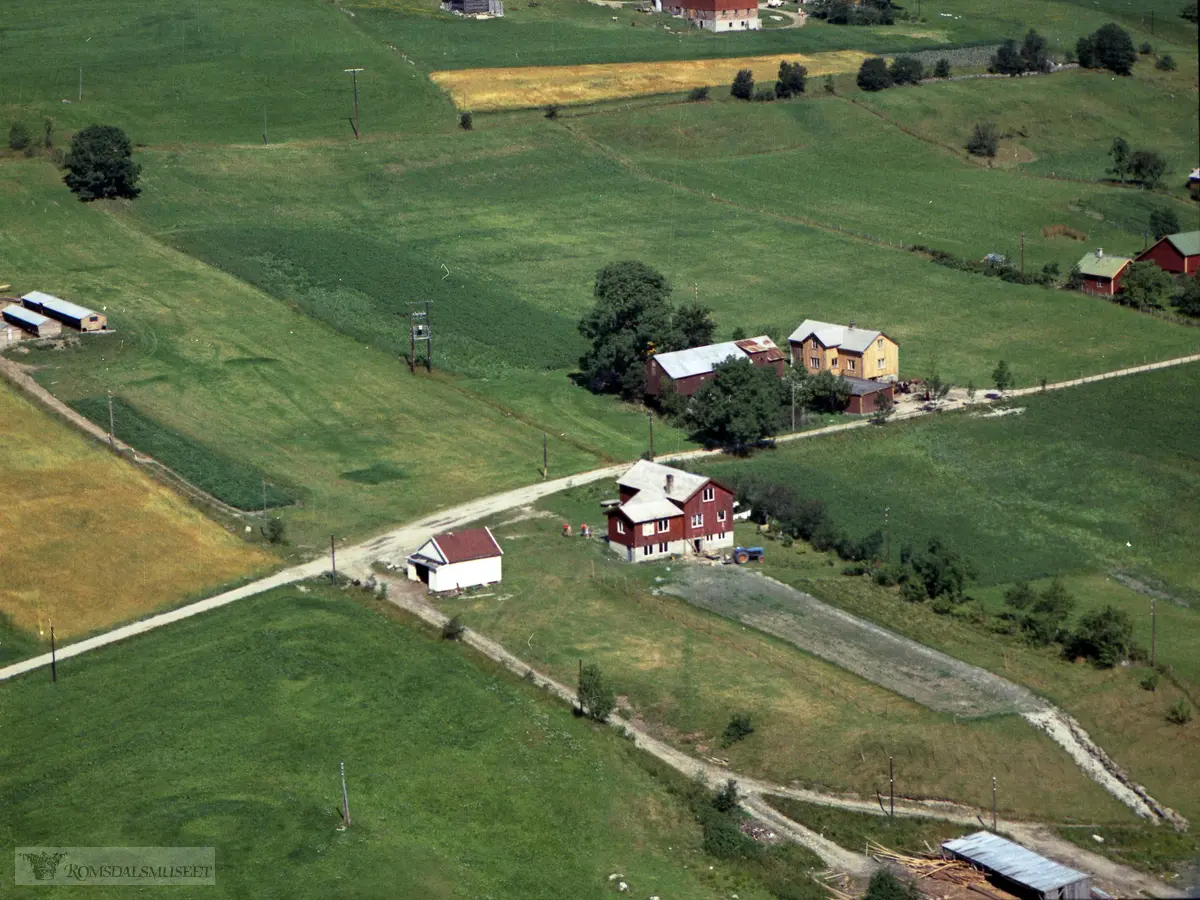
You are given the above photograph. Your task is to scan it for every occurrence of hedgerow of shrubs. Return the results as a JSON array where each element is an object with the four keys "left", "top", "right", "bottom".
[{"left": 909, "top": 244, "right": 1056, "bottom": 287}]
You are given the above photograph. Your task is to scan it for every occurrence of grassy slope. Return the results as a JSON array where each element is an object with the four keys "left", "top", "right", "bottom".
[
  {"left": 700, "top": 366, "right": 1200, "bottom": 592},
  {"left": 859, "top": 66, "right": 1200, "bottom": 197},
  {"left": 121, "top": 118, "right": 1199, "bottom": 392},
  {"left": 696, "top": 368, "right": 1200, "bottom": 822},
  {"left": 1, "top": 158, "right": 603, "bottom": 548},
  {"left": 0, "top": 381, "right": 271, "bottom": 648},
  {"left": 0, "top": 586, "right": 788, "bottom": 900},
  {"left": 437, "top": 506, "right": 1133, "bottom": 823},
  {"left": 569, "top": 85, "right": 1196, "bottom": 268},
  {"left": 0, "top": 0, "right": 454, "bottom": 146}
]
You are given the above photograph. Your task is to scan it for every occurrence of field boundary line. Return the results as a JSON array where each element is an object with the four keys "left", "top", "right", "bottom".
[{"left": 0, "top": 356, "right": 259, "bottom": 521}]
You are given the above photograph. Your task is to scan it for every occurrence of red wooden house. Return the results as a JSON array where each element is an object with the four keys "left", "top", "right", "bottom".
[
  {"left": 605, "top": 460, "right": 735, "bottom": 562},
  {"left": 1135, "top": 231, "right": 1200, "bottom": 275},
  {"left": 1075, "top": 249, "right": 1132, "bottom": 296}
]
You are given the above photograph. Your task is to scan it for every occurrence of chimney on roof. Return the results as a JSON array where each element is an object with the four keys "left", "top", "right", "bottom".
[
  {"left": 665, "top": 473, "right": 675, "bottom": 494},
  {"left": 1096, "top": 248, "right": 1103, "bottom": 258}
]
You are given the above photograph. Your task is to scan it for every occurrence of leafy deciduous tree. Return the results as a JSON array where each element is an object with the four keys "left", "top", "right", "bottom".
[
  {"left": 1128, "top": 149, "right": 1167, "bottom": 188},
  {"left": 1108, "top": 136, "right": 1131, "bottom": 183},
  {"left": 966, "top": 121, "right": 999, "bottom": 158},
  {"left": 686, "top": 357, "right": 787, "bottom": 449},
  {"left": 775, "top": 60, "right": 808, "bottom": 98},
  {"left": 1020, "top": 28, "right": 1051, "bottom": 73},
  {"left": 63, "top": 124, "right": 141, "bottom": 201},
  {"left": 989, "top": 39, "right": 1025, "bottom": 76},
  {"left": 933, "top": 58, "right": 951, "bottom": 78},
  {"left": 991, "top": 359, "right": 1013, "bottom": 392},
  {"left": 1066, "top": 605, "right": 1134, "bottom": 668},
  {"left": 888, "top": 55, "right": 924, "bottom": 85},
  {"left": 578, "top": 261, "right": 674, "bottom": 398},
  {"left": 731, "top": 68, "right": 755, "bottom": 100},
  {"left": 1120, "top": 261, "right": 1173, "bottom": 309},
  {"left": 856, "top": 57, "right": 892, "bottom": 92},
  {"left": 578, "top": 662, "right": 616, "bottom": 722},
  {"left": 1149, "top": 206, "right": 1179, "bottom": 239},
  {"left": 1078, "top": 23, "right": 1137, "bottom": 75}
]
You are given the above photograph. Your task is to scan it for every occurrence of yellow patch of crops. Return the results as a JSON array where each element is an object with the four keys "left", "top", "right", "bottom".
[
  {"left": 431, "top": 50, "right": 872, "bottom": 111},
  {"left": 0, "top": 383, "right": 272, "bottom": 639}
]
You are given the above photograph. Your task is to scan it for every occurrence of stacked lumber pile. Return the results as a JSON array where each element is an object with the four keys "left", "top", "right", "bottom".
[{"left": 864, "top": 842, "right": 1018, "bottom": 900}]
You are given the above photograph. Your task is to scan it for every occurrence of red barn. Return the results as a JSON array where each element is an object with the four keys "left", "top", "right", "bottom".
[
  {"left": 645, "top": 336, "right": 785, "bottom": 398},
  {"left": 1135, "top": 231, "right": 1200, "bottom": 275},
  {"left": 1075, "top": 249, "right": 1131, "bottom": 296},
  {"left": 605, "top": 460, "right": 735, "bottom": 562}
]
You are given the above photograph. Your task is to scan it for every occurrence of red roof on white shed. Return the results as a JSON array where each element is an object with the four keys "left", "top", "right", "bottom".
[{"left": 431, "top": 527, "right": 503, "bottom": 563}]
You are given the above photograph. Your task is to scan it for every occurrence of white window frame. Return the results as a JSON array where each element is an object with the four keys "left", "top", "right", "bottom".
[
  {"left": 847, "top": 359, "right": 855, "bottom": 371},
  {"left": 616, "top": 519, "right": 626, "bottom": 534},
  {"left": 702, "top": 486, "right": 715, "bottom": 502},
  {"left": 877, "top": 338, "right": 884, "bottom": 349},
  {"left": 717, "top": 509, "right": 727, "bottom": 522},
  {"left": 830, "top": 357, "right": 838, "bottom": 368},
  {"left": 810, "top": 356, "right": 819, "bottom": 368},
  {"left": 691, "top": 513, "right": 703, "bottom": 528},
  {"left": 658, "top": 542, "right": 669, "bottom": 554},
  {"left": 657, "top": 518, "right": 670, "bottom": 533},
  {"left": 642, "top": 544, "right": 653, "bottom": 557},
  {"left": 877, "top": 358, "right": 886, "bottom": 370},
  {"left": 642, "top": 523, "right": 654, "bottom": 537}
]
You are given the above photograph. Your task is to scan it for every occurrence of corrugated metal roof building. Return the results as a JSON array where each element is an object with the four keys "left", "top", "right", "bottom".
[
  {"left": 2, "top": 304, "right": 63, "bottom": 338},
  {"left": 942, "top": 832, "right": 1091, "bottom": 900},
  {"left": 22, "top": 291, "right": 107, "bottom": 331},
  {"left": 645, "top": 336, "right": 786, "bottom": 397}
]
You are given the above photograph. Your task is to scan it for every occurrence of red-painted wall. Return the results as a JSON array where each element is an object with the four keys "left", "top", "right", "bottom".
[
  {"left": 1137, "top": 240, "right": 1196, "bottom": 275},
  {"left": 678, "top": 483, "right": 734, "bottom": 543},
  {"left": 847, "top": 384, "right": 894, "bottom": 415},
  {"left": 1082, "top": 274, "right": 1120, "bottom": 296}
]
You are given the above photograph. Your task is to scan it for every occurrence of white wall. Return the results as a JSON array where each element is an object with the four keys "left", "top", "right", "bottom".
[{"left": 429, "top": 556, "right": 502, "bottom": 592}]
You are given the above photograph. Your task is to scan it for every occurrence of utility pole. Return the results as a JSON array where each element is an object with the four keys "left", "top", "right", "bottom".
[
  {"left": 408, "top": 302, "right": 432, "bottom": 374},
  {"left": 648, "top": 410, "right": 655, "bottom": 460},
  {"left": 263, "top": 105, "right": 268, "bottom": 145},
  {"left": 888, "top": 756, "right": 894, "bottom": 818},
  {"left": 425, "top": 301, "right": 432, "bottom": 372},
  {"left": 884, "top": 506, "right": 891, "bottom": 562},
  {"left": 992, "top": 776, "right": 998, "bottom": 831},
  {"left": 1150, "top": 597, "right": 1157, "bottom": 668},
  {"left": 1019, "top": 232, "right": 1025, "bottom": 275},
  {"left": 791, "top": 382, "right": 796, "bottom": 432},
  {"left": 330, "top": 535, "right": 337, "bottom": 585},
  {"left": 79, "top": 67, "right": 83, "bottom": 102},
  {"left": 50, "top": 623, "right": 57, "bottom": 683},
  {"left": 107, "top": 391, "right": 116, "bottom": 449},
  {"left": 542, "top": 432, "right": 548, "bottom": 480},
  {"left": 262, "top": 477, "right": 267, "bottom": 516},
  {"left": 344, "top": 68, "right": 364, "bottom": 139},
  {"left": 340, "top": 761, "right": 352, "bottom": 827}
]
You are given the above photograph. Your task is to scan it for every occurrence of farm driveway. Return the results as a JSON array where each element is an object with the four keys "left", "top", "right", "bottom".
[{"left": 662, "top": 565, "right": 1040, "bottom": 717}]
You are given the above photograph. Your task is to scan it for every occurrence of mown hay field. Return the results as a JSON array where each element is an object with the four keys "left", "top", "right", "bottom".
[
  {"left": 0, "top": 383, "right": 271, "bottom": 641},
  {"left": 431, "top": 50, "right": 871, "bottom": 110}
]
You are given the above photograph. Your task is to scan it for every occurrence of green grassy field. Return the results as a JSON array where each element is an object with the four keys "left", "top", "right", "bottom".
[
  {"left": 0, "top": 584, "right": 809, "bottom": 899},
  {"left": 858, "top": 67, "right": 1200, "bottom": 197},
  {"left": 694, "top": 367, "right": 1200, "bottom": 824},
  {"left": 437, "top": 503, "right": 1135, "bottom": 824},
  {"left": 71, "top": 396, "right": 299, "bottom": 510},
  {"left": 122, "top": 116, "right": 1199, "bottom": 386},
  {"left": 1, "top": 158, "right": 609, "bottom": 549},
  {"left": 701, "top": 366, "right": 1200, "bottom": 592}
]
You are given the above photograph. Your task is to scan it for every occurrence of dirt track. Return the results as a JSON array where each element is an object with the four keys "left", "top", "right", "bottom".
[{"left": 382, "top": 583, "right": 1177, "bottom": 899}]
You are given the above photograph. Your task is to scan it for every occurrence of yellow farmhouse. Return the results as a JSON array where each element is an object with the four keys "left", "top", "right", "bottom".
[{"left": 787, "top": 319, "right": 899, "bottom": 381}]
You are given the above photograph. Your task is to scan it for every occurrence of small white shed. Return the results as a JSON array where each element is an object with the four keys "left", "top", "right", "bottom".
[{"left": 407, "top": 527, "right": 503, "bottom": 593}]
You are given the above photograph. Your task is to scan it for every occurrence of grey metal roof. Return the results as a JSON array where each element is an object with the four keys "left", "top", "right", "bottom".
[
  {"left": 653, "top": 340, "right": 746, "bottom": 380},
  {"left": 942, "top": 832, "right": 1089, "bottom": 893},
  {"left": 2, "top": 304, "right": 51, "bottom": 327},
  {"left": 616, "top": 494, "right": 683, "bottom": 524},
  {"left": 618, "top": 460, "right": 708, "bottom": 503},
  {"left": 23, "top": 291, "right": 99, "bottom": 322},
  {"left": 788, "top": 320, "right": 885, "bottom": 354},
  {"left": 842, "top": 375, "right": 891, "bottom": 396}
]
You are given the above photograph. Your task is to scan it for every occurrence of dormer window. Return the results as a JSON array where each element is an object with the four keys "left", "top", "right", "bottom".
[{"left": 702, "top": 486, "right": 715, "bottom": 502}]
